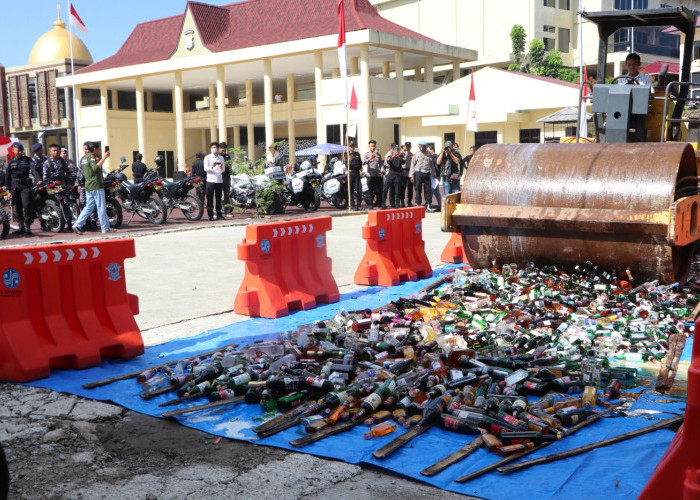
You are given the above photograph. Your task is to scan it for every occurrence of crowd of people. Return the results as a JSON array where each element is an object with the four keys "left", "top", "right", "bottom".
[
  {"left": 343, "top": 139, "right": 474, "bottom": 211},
  {"left": 1, "top": 141, "right": 114, "bottom": 236}
]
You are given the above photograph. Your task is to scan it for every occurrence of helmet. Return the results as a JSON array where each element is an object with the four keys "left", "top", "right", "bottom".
[
  {"left": 333, "top": 160, "right": 346, "bottom": 175},
  {"left": 154, "top": 155, "right": 165, "bottom": 166},
  {"left": 115, "top": 172, "right": 128, "bottom": 183},
  {"left": 300, "top": 160, "right": 312, "bottom": 171}
]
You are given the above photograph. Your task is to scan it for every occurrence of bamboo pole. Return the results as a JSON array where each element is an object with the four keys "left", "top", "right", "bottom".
[{"left": 161, "top": 395, "right": 245, "bottom": 418}]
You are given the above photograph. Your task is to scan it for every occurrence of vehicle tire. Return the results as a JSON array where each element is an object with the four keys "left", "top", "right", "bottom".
[
  {"left": 0, "top": 207, "right": 9, "bottom": 239},
  {"left": 272, "top": 192, "right": 285, "bottom": 214},
  {"left": 145, "top": 195, "right": 167, "bottom": 224},
  {"left": 39, "top": 200, "right": 65, "bottom": 233},
  {"left": 330, "top": 193, "right": 348, "bottom": 210},
  {"left": 106, "top": 197, "right": 123, "bottom": 228},
  {"left": 309, "top": 189, "right": 321, "bottom": 211},
  {"left": 181, "top": 194, "right": 203, "bottom": 221}
]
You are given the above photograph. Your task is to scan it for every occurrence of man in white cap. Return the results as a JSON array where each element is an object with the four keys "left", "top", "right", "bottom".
[{"left": 409, "top": 140, "right": 432, "bottom": 208}]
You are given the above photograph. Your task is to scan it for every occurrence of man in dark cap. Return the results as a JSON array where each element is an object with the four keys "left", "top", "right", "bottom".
[
  {"left": 32, "top": 143, "right": 46, "bottom": 171},
  {"left": 7, "top": 143, "right": 40, "bottom": 235},
  {"left": 219, "top": 142, "right": 232, "bottom": 215},
  {"left": 191, "top": 152, "right": 206, "bottom": 202},
  {"left": 131, "top": 153, "right": 147, "bottom": 183},
  {"left": 398, "top": 142, "right": 413, "bottom": 207},
  {"left": 345, "top": 141, "right": 364, "bottom": 210}
]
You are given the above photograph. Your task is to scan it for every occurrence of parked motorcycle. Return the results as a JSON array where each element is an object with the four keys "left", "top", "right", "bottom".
[
  {"left": 112, "top": 163, "right": 167, "bottom": 225},
  {"left": 321, "top": 160, "right": 349, "bottom": 209},
  {"left": 230, "top": 168, "right": 285, "bottom": 214},
  {"left": 147, "top": 158, "right": 204, "bottom": 221},
  {"left": 281, "top": 160, "right": 321, "bottom": 211}
]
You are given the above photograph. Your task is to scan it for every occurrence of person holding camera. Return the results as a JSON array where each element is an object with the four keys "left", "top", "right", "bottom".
[
  {"left": 204, "top": 141, "right": 225, "bottom": 221},
  {"left": 73, "top": 142, "right": 115, "bottom": 235},
  {"left": 381, "top": 143, "right": 402, "bottom": 209},
  {"left": 362, "top": 139, "right": 382, "bottom": 209},
  {"left": 437, "top": 140, "right": 463, "bottom": 195}
]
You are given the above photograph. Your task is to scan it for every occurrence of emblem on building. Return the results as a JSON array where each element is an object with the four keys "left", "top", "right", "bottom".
[{"left": 185, "top": 30, "right": 195, "bottom": 51}]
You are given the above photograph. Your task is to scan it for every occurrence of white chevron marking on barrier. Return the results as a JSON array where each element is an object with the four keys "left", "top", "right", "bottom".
[
  {"left": 273, "top": 228, "right": 278, "bottom": 238},
  {"left": 24, "top": 253, "right": 33, "bottom": 265},
  {"left": 66, "top": 249, "right": 75, "bottom": 261},
  {"left": 39, "top": 251, "right": 48, "bottom": 264},
  {"left": 53, "top": 250, "right": 61, "bottom": 262},
  {"left": 92, "top": 247, "right": 100, "bottom": 258},
  {"left": 79, "top": 248, "right": 88, "bottom": 259}
]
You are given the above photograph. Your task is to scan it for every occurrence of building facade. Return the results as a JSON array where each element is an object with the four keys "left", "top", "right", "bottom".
[{"left": 57, "top": 0, "right": 475, "bottom": 174}]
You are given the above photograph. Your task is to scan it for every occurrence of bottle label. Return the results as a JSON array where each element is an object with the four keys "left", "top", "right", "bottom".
[
  {"left": 307, "top": 377, "right": 326, "bottom": 388},
  {"left": 232, "top": 373, "right": 251, "bottom": 387},
  {"left": 364, "top": 393, "right": 382, "bottom": 411}
]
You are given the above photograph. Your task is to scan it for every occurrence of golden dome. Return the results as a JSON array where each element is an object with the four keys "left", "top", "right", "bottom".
[{"left": 28, "top": 11, "right": 93, "bottom": 65}]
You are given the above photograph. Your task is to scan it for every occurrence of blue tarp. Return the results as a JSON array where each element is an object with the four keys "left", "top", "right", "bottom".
[{"left": 23, "top": 265, "right": 686, "bottom": 500}]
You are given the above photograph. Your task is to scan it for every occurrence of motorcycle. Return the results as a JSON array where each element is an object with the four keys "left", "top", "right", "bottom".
[
  {"left": 146, "top": 166, "right": 204, "bottom": 221},
  {"left": 281, "top": 160, "right": 321, "bottom": 211},
  {"left": 112, "top": 163, "right": 168, "bottom": 225},
  {"left": 230, "top": 168, "right": 285, "bottom": 214},
  {"left": 321, "top": 160, "right": 349, "bottom": 209}
]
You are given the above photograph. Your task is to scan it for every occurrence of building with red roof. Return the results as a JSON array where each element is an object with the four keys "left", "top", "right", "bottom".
[{"left": 57, "top": 0, "right": 475, "bottom": 174}]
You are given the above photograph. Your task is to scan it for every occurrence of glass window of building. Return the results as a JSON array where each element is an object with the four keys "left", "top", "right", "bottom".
[{"left": 558, "top": 28, "right": 570, "bottom": 53}]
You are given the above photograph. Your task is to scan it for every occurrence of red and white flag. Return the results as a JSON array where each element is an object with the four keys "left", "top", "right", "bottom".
[
  {"left": 348, "top": 83, "right": 358, "bottom": 138},
  {"left": 466, "top": 74, "right": 478, "bottom": 132},
  {"left": 579, "top": 66, "right": 590, "bottom": 138},
  {"left": 70, "top": 3, "right": 88, "bottom": 35},
  {"left": 337, "top": 0, "right": 347, "bottom": 107}
]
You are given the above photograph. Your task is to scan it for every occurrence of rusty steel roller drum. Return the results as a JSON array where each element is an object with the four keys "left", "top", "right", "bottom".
[{"left": 454, "top": 142, "right": 698, "bottom": 284}]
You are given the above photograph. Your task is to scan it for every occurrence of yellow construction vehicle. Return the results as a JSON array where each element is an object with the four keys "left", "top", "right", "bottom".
[{"left": 443, "top": 6, "right": 700, "bottom": 284}]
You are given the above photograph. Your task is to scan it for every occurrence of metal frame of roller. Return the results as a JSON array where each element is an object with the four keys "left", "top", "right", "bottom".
[{"left": 442, "top": 7, "right": 700, "bottom": 284}]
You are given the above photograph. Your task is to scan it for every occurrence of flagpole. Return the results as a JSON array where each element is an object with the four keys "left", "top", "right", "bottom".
[
  {"left": 575, "top": 2, "right": 585, "bottom": 142},
  {"left": 67, "top": 0, "right": 80, "bottom": 161}
]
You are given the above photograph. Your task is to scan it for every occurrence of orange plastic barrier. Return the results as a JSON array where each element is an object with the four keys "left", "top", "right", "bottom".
[
  {"left": 440, "top": 231, "right": 467, "bottom": 264},
  {"left": 354, "top": 207, "right": 433, "bottom": 287},
  {"left": 639, "top": 316, "right": 700, "bottom": 499},
  {"left": 0, "top": 239, "right": 143, "bottom": 382},
  {"left": 234, "top": 216, "right": 340, "bottom": 318}
]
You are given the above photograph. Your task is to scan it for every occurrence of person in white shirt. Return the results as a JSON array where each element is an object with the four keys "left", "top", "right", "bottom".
[
  {"left": 204, "top": 141, "right": 225, "bottom": 220},
  {"left": 618, "top": 52, "right": 654, "bottom": 89}
]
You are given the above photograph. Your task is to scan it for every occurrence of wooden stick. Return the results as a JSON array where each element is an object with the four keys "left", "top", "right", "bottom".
[
  {"left": 256, "top": 415, "right": 304, "bottom": 439},
  {"left": 656, "top": 333, "right": 688, "bottom": 392},
  {"left": 497, "top": 415, "right": 683, "bottom": 474},
  {"left": 82, "top": 342, "right": 239, "bottom": 389},
  {"left": 420, "top": 436, "right": 483, "bottom": 477},
  {"left": 253, "top": 402, "right": 312, "bottom": 435},
  {"left": 289, "top": 419, "right": 359, "bottom": 447},
  {"left": 454, "top": 402, "right": 625, "bottom": 483},
  {"left": 140, "top": 384, "right": 182, "bottom": 400},
  {"left": 161, "top": 395, "right": 245, "bottom": 418},
  {"left": 372, "top": 422, "right": 432, "bottom": 460},
  {"left": 158, "top": 392, "right": 207, "bottom": 407}
]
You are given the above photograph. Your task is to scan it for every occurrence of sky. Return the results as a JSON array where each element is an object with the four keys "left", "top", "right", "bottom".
[{"left": 2, "top": 0, "right": 240, "bottom": 69}]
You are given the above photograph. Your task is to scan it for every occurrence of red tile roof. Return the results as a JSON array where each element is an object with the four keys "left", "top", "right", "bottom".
[{"left": 77, "top": 0, "right": 435, "bottom": 75}]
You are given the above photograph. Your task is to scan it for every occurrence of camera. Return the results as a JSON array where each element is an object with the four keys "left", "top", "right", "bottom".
[{"left": 104, "top": 145, "right": 110, "bottom": 152}]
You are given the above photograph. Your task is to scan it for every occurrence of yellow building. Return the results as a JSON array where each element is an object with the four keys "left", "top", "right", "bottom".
[
  {"left": 57, "top": 0, "right": 476, "bottom": 175},
  {"left": 2, "top": 8, "right": 92, "bottom": 160}
]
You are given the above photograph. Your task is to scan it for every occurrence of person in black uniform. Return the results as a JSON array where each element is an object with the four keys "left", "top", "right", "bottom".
[
  {"left": 7, "top": 142, "right": 40, "bottom": 235},
  {"left": 31, "top": 143, "right": 46, "bottom": 171},
  {"left": 191, "top": 152, "right": 206, "bottom": 201},
  {"left": 345, "top": 142, "right": 363, "bottom": 210},
  {"left": 131, "top": 153, "right": 147, "bottom": 183},
  {"left": 381, "top": 145, "right": 403, "bottom": 209},
  {"left": 43, "top": 143, "right": 73, "bottom": 230},
  {"left": 219, "top": 142, "right": 232, "bottom": 215}
]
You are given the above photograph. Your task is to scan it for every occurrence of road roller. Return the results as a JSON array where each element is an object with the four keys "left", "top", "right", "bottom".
[{"left": 443, "top": 7, "right": 700, "bottom": 284}]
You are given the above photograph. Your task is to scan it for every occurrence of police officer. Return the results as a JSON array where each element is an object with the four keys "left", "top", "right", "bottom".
[
  {"left": 381, "top": 144, "right": 402, "bottom": 209},
  {"left": 346, "top": 142, "right": 363, "bottom": 210},
  {"left": 409, "top": 140, "right": 433, "bottom": 208},
  {"left": 7, "top": 142, "right": 40, "bottom": 235},
  {"left": 132, "top": 153, "right": 147, "bottom": 183},
  {"left": 32, "top": 143, "right": 46, "bottom": 170},
  {"left": 219, "top": 142, "right": 232, "bottom": 215},
  {"left": 43, "top": 143, "right": 73, "bottom": 231}
]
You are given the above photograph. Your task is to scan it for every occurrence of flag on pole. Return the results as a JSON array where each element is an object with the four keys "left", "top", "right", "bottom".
[
  {"left": 466, "top": 74, "right": 478, "bottom": 132},
  {"left": 579, "top": 66, "right": 590, "bottom": 138},
  {"left": 337, "top": 0, "right": 347, "bottom": 106},
  {"left": 70, "top": 3, "right": 88, "bottom": 35},
  {"left": 348, "top": 84, "right": 358, "bottom": 138}
]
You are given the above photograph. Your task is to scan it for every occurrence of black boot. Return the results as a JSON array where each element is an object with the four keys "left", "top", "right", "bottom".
[
  {"left": 24, "top": 221, "right": 32, "bottom": 236},
  {"left": 12, "top": 222, "right": 25, "bottom": 235}
]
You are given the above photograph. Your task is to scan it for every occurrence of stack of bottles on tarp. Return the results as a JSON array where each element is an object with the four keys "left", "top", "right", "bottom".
[{"left": 137, "top": 261, "right": 697, "bottom": 453}]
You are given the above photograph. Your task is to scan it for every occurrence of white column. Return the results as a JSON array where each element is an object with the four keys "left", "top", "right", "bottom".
[
  {"left": 394, "top": 51, "right": 404, "bottom": 105},
  {"left": 99, "top": 83, "right": 110, "bottom": 170},
  {"left": 382, "top": 61, "right": 390, "bottom": 78},
  {"left": 216, "top": 65, "right": 227, "bottom": 144},
  {"left": 453, "top": 61, "right": 461, "bottom": 82},
  {"left": 245, "top": 78, "right": 254, "bottom": 158},
  {"left": 414, "top": 66, "right": 422, "bottom": 81},
  {"left": 173, "top": 71, "right": 185, "bottom": 172},
  {"left": 74, "top": 86, "right": 82, "bottom": 157},
  {"left": 208, "top": 84, "right": 216, "bottom": 142},
  {"left": 135, "top": 77, "right": 146, "bottom": 161},
  {"left": 264, "top": 58, "right": 274, "bottom": 149},
  {"left": 314, "top": 51, "right": 326, "bottom": 143},
  {"left": 424, "top": 56, "right": 434, "bottom": 84},
  {"left": 233, "top": 125, "right": 241, "bottom": 150},
  {"left": 286, "top": 73, "right": 296, "bottom": 160},
  {"left": 360, "top": 45, "right": 370, "bottom": 148},
  {"left": 350, "top": 56, "right": 359, "bottom": 76}
]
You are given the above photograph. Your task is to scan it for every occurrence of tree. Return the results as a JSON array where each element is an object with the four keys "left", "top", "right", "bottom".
[
  {"left": 539, "top": 49, "right": 562, "bottom": 78},
  {"left": 510, "top": 25, "right": 526, "bottom": 64},
  {"left": 528, "top": 39, "right": 546, "bottom": 74}
]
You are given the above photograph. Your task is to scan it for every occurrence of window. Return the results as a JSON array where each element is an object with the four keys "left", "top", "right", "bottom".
[
  {"left": 157, "top": 150, "right": 174, "bottom": 178},
  {"left": 474, "top": 131, "right": 497, "bottom": 149},
  {"left": 152, "top": 93, "right": 173, "bottom": 112},
  {"left": 326, "top": 124, "right": 348, "bottom": 144},
  {"left": 543, "top": 38, "right": 556, "bottom": 51},
  {"left": 614, "top": 0, "right": 648, "bottom": 9},
  {"left": 81, "top": 88, "right": 101, "bottom": 107},
  {"left": 558, "top": 0, "right": 570, "bottom": 9},
  {"left": 543, "top": 25, "right": 555, "bottom": 34},
  {"left": 520, "top": 128, "right": 541, "bottom": 143},
  {"left": 117, "top": 91, "right": 136, "bottom": 110},
  {"left": 558, "top": 28, "right": 570, "bottom": 53},
  {"left": 544, "top": 0, "right": 555, "bottom": 6},
  {"left": 444, "top": 132, "right": 456, "bottom": 145}
]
